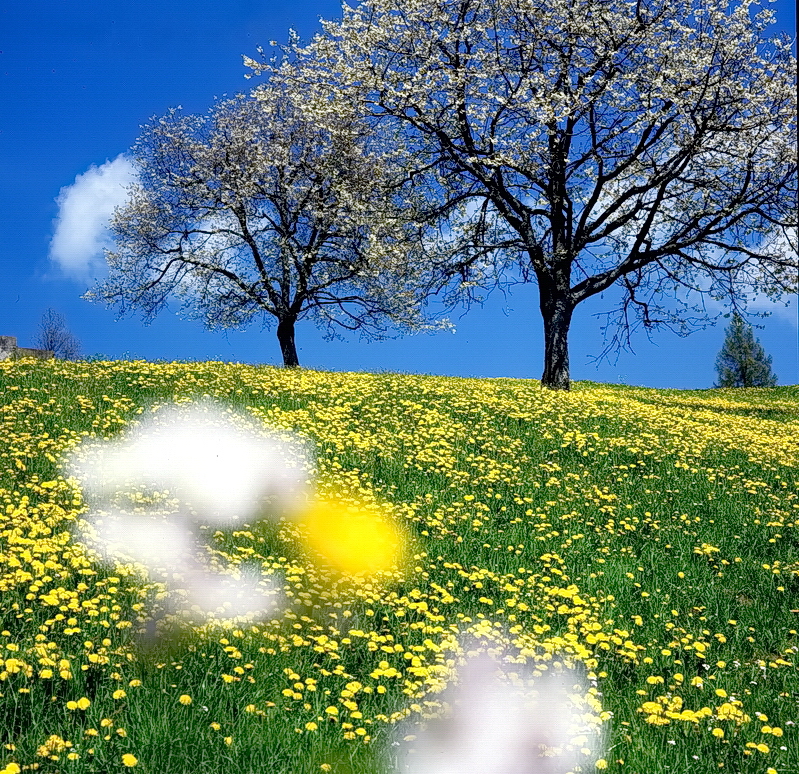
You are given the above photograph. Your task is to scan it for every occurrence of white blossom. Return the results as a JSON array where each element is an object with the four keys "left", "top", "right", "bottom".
[
  {"left": 252, "top": 0, "right": 796, "bottom": 388},
  {"left": 86, "top": 86, "right": 451, "bottom": 368}
]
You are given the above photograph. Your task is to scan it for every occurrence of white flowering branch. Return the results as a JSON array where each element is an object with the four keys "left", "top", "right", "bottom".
[{"left": 249, "top": 0, "right": 797, "bottom": 388}]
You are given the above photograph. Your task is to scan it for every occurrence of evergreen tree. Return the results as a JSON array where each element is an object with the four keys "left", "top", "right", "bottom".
[{"left": 714, "top": 313, "right": 777, "bottom": 388}]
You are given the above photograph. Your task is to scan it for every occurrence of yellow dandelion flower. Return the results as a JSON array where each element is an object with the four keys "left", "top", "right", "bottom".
[
  {"left": 113, "top": 690, "right": 127, "bottom": 700},
  {"left": 305, "top": 722, "right": 318, "bottom": 731},
  {"left": 298, "top": 497, "right": 407, "bottom": 575},
  {"left": 178, "top": 694, "right": 192, "bottom": 706},
  {"left": 121, "top": 753, "right": 138, "bottom": 767},
  {"left": 712, "top": 728, "right": 724, "bottom": 739},
  {"left": 595, "top": 761, "right": 608, "bottom": 770}
]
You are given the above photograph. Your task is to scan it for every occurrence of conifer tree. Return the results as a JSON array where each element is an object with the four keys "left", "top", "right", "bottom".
[{"left": 714, "top": 313, "right": 777, "bottom": 388}]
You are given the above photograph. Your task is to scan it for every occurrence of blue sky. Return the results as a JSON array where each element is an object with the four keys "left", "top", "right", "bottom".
[{"left": 1, "top": 0, "right": 796, "bottom": 388}]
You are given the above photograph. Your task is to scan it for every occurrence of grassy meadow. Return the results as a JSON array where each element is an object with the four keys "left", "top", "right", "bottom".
[{"left": 0, "top": 358, "right": 797, "bottom": 774}]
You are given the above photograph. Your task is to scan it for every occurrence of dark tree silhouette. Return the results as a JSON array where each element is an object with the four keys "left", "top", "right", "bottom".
[
  {"left": 714, "top": 313, "right": 777, "bottom": 387},
  {"left": 34, "top": 309, "right": 81, "bottom": 360}
]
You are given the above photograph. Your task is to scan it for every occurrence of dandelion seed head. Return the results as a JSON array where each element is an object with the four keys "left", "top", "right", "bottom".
[
  {"left": 64, "top": 400, "right": 298, "bottom": 637},
  {"left": 77, "top": 511, "right": 201, "bottom": 576}
]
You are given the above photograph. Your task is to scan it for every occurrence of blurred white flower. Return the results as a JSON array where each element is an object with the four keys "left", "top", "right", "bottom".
[
  {"left": 77, "top": 509, "right": 283, "bottom": 622},
  {"left": 65, "top": 399, "right": 309, "bottom": 630},
  {"left": 397, "top": 651, "right": 601, "bottom": 774},
  {"left": 67, "top": 399, "right": 312, "bottom": 526},
  {"left": 78, "top": 510, "right": 201, "bottom": 574},
  {"left": 176, "top": 563, "right": 282, "bottom": 620}
]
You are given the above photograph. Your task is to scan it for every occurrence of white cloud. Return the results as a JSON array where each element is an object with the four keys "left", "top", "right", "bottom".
[
  {"left": 49, "top": 154, "right": 137, "bottom": 278},
  {"left": 744, "top": 292, "right": 797, "bottom": 328},
  {"left": 746, "top": 226, "right": 798, "bottom": 328}
]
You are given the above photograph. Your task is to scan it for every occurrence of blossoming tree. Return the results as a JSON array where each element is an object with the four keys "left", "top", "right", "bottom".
[
  {"left": 86, "top": 85, "right": 448, "bottom": 367},
  {"left": 250, "top": 0, "right": 797, "bottom": 388}
]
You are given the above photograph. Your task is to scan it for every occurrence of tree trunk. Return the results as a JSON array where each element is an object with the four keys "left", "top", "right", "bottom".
[
  {"left": 540, "top": 293, "right": 574, "bottom": 391},
  {"left": 276, "top": 317, "right": 299, "bottom": 367}
]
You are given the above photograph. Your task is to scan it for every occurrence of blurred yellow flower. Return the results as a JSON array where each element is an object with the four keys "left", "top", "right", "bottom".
[
  {"left": 121, "top": 753, "right": 138, "bottom": 767},
  {"left": 299, "top": 498, "right": 407, "bottom": 575},
  {"left": 178, "top": 694, "right": 192, "bottom": 705}
]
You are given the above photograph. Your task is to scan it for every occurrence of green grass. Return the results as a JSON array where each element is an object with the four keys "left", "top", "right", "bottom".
[{"left": 0, "top": 358, "right": 797, "bottom": 774}]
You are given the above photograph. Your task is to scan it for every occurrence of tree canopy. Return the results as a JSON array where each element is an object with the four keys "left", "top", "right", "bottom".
[
  {"left": 86, "top": 86, "right": 449, "bottom": 367},
  {"left": 249, "top": 0, "right": 798, "bottom": 387}
]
